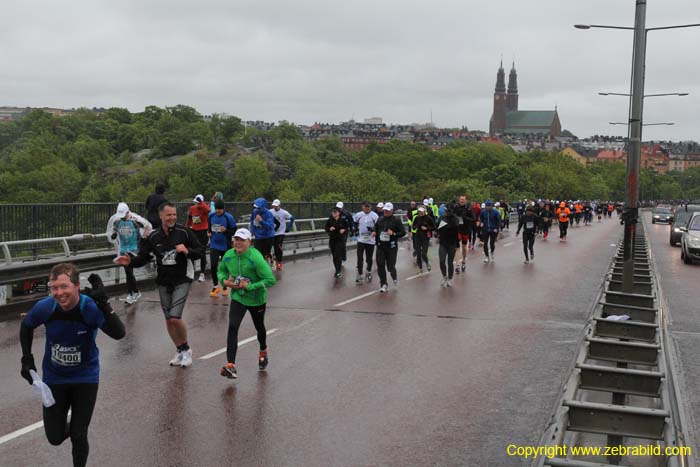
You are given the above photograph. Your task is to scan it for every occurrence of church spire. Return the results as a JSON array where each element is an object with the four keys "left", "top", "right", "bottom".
[
  {"left": 495, "top": 60, "right": 506, "bottom": 93},
  {"left": 507, "top": 62, "right": 518, "bottom": 95}
]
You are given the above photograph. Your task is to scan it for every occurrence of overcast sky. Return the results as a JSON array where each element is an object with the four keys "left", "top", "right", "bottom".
[{"left": 2, "top": 0, "right": 699, "bottom": 139}]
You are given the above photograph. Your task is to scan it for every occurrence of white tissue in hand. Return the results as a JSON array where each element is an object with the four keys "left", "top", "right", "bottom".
[{"left": 30, "top": 369, "right": 55, "bottom": 408}]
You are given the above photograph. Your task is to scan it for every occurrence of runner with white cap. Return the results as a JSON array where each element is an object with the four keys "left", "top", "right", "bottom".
[
  {"left": 106, "top": 202, "right": 151, "bottom": 304},
  {"left": 271, "top": 199, "right": 295, "bottom": 271},
  {"left": 373, "top": 202, "right": 406, "bottom": 292},
  {"left": 335, "top": 201, "right": 354, "bottom": 263},
  {"left": 217, "top": 228, "right": 276, "bottom": 379},
  {"left": 375, "top": 202, "right": 385, "bottom": 216},
  {"left": 353, "top": 201, "right": 379, "bottom": 283}
]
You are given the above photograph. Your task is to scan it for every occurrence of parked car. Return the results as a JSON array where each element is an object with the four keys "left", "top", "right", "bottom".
[
  {"left": 680, "top": 213, "right": 700, "bottom": 264},
  {"left": 652, "top": 206, "right": 673, "bottom": 224},
  {"left": 670, "top": 205, "right": 700, "bottom": 246}
]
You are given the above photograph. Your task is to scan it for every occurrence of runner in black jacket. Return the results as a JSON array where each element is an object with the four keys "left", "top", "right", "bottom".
[
  {"left": 516, "top": 205, "right": 541, "bottom": 264},
  {"left": 374, "top": 203, "right": 406, "bottom": 292},
  {"left": 325, "top": 208, "right": 350, "bottom": 278},
  {"left": 435, "top": 204, "right": 460, "bottom": 287},
  {"left": 115, "top": 202, "right": 203, "bottom": 367}
]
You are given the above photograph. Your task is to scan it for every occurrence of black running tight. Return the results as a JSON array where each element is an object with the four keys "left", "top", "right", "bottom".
[{"left": 227, "top": 300, "right": 267, "bottom": 364}]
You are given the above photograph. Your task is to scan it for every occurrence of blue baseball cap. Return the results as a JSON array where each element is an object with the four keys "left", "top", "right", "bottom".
[{"left": 485, "top": 200, "right": 493, "bottom": 207}]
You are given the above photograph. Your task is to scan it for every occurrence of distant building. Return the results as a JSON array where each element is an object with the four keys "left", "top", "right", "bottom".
[
  {"left": 595, "top": 144, "right": 670, "bottom": 173},
  {"left": 489, "top": 61, "right": 562, "bottom": 138},
  {"left": 363, "top": 117, "right": 383, "bottom": 125}
]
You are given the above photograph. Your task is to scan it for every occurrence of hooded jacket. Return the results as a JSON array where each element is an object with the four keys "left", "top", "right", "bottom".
[
  {"left": 480, "top": 208, "right": 502, "bottom": 233},
  {"left": 250, "top": 198, "right": 276, "bottom": 240}
]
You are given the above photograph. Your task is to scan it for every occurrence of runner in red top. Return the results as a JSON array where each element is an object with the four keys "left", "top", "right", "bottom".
[{"left": 186, "top": 194, "right": 210, "bottom": 282}]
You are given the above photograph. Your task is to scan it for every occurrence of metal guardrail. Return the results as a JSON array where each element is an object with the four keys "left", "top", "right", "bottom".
[
  {"left": 531, "top": 225, "right": 692, "bottom": 467},
  {"left": 0, "top": 215, "right": 409, "bottom": 287}
]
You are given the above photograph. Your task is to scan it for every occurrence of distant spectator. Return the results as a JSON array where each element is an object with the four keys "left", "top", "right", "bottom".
[{"left": 145, "top": 183, "right": 167, "bottom": 230}]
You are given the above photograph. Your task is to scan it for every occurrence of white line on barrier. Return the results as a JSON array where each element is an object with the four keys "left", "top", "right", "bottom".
[{"left": 199, "top": 328, "right": 278, "bottom": 360}]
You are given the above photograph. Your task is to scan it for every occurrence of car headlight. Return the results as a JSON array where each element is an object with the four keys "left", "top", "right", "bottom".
[{"left": 689, "top": 236, "right": 700, "bottom": 248}]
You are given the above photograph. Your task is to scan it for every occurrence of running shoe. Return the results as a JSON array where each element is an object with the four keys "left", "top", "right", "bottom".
[
  {"left": 356, "top": 274, "right": 363, "bottom": 284},
  {"left": 222, "top": 287, "right": 229, "bottom": 297},
  {"left": 379, "top": 284, "right": 388, "bottom": 293},
  {"left": 426, "top": 264, "right": 431, "bottom": 272},
  {"left": 366, "top": 272, "right": 373, "bottom": 283},
  {"left": 335, "top": 272, "right": 342, "bottom": 279},
  {"left": 461, "top": 262, "right": 466, "bottom": 272},
  {"left": 440, "top": 277, "right": 447, "bottom": 287},
  {"left": 179, "top": 349, "right": 193, "bottom": 367},
  {"left": 125, "top": 293, "right": 135, "bottom": 305},
  {"left": 169, "top": 351, "right": 183, "bottom": 366},
  {"left": 446, "top": 279, "right": 454, "bottom": 288},
  {"left": 417, "top": 268, "right": 423, "bottom": 275},
  {"left": 455, "top": 266, "right": 461, "bottom": 275},
  {"left": 530, "top": 253, "right": 535, "bottom": 261},
  {"left": 393, "top": 279, "right": 398, "bottom": 286},
  {"left": 483, "top": 255, "right": 490, "bottom": 264},
  {"left": 210, "top": 286, "right": 221, "bottom": 297},
  {"left": 524, "top": 259, "right": 530, "bottom": 264},
  {"left": 491, "top": 252, "right": 495, "bottom": 261},
  {"left": 221, "top": 363, "right": 237, "bottom": 379},
  {"left": 132, "top": 292, "right": 142, "bottom": 302},
  {"left": 198, "top": 273, "right": 206, "bottom": 283},
  {"left": 276, "top": 262, "right": 283, "bottom": 271},
  {"left": 259, "top": 349, "right": 269, "bottom": 371}
]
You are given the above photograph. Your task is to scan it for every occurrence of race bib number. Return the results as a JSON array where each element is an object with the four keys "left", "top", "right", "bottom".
[
  {"left": 192, "top": 215, "right": 202, "bottom": 225},
  {"left": 380, "top": 232, "right": 391, "bottom": 242},
  {"left": 526, "top": 221, "right": 534, "bottom": 229},
  {"left": 162, "top": 249, "right": 177, "bottom": 266},
  {"left": 361, "top": 233, "right": 371, "bottom": 241},
  {"left": 211, "top": 224, "right": 221, "bottom": 233},
  {"left": 51, "top": 344, "right": 81, "bottom": 366},
  {"left": 117, "top": 223, "right": 134, "bottom": 237}
]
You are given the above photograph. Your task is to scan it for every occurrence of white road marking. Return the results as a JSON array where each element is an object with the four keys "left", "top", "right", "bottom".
[
  {"left": 333, "top": 290, "right": 378, "bottom": 307},
  {"left": 503, "top": 242, "right": 514, "bottom": 247},
  {"left": 0, "top": 421, "right": 45, "bottom": 445},
  {"left": 199, "top": 328, "right": 278, "bottom": 360},
  {"left": 405, "top": 273, "right": 424, "bottom": 281}
]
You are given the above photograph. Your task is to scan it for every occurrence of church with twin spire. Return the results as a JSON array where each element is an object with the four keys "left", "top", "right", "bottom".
[{"left": 489, "top": 61, "right": 561, "bottom": 138}]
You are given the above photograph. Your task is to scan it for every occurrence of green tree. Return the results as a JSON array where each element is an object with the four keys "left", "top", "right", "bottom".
[{"left": 233, "top": 153, "right": 272, "bottom": 200}]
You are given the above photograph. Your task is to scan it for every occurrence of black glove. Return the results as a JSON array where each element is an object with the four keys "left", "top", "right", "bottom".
[
  {"left": 21, "top": 354, "right": 36, "bottom": 385},
  {"left": 85, "top": 273, "right": 112, "bottom": 313}
]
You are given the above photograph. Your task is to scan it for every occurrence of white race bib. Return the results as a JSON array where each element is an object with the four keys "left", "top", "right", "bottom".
[
  {"left": 380, "top": 232, "right": 391, "bottom": 242},
  {"left": 162, "top": 249, "right": 177, "bottom": 266},
  {"left": 211, "top": 224, "right": 222, "bottom": 233},
  {"left": 526, "top": 221, "right": 534, "bottom": 229},
  {"left": 51, "top": 344, "right": 81, "bottom": 366}
]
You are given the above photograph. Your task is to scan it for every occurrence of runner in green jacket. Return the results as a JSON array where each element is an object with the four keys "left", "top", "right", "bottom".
[{"left": 217, "top": 228, "right": 276, "bottom": 379}]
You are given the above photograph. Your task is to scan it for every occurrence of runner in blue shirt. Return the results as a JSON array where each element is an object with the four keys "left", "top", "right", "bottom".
[
  {"left": 208, "top": 200, "right": 237, "bottom": 297},
  {"left": 19, "top": 264, "right": 124, "bottom": 467}
]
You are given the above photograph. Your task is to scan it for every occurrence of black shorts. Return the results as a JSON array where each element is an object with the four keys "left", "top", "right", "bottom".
[{"left": 254, "top": 237, "right": 274, "bottom": 257}]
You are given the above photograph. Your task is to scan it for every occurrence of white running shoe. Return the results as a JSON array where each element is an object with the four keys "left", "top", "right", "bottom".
[
  {"left": 198, "top": 273, "right": 205, "bottom": 283},
  {"left": 179, "top": 349, "right": 193, "bottom": 367},
  {"left": 440, "top": 277, "right": 447, "bottom": 287},
  {"left": 169, "top": 351, "right": 183, "bottom": 366},
  {"left": 393, "top": 279, "right": 399, "bottom": 286},
  {"left": 491, "top": 253, "right": 495, "bottom": 262},
  {"left": 125, "top": 293, "right": 135, "bottom": 305},
  {"left": 132, "top": 292, "right": 142, "bottom": 302},
  {"left": 524, "top": 259, "right": 529, "bottom": 264},
  {"left": 446, "top": 279, "right": 454, "bottom": 288},
  {"left": 483, "top": 256, "right": 490, "bottom": 264},
  {"left": 379, "top": 284, "right": 388, "bottom": 293}
]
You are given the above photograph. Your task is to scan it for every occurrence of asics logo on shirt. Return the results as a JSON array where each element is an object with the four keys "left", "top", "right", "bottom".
[{"left": 77, "top": 330, "right": 87, "bottom": 335}]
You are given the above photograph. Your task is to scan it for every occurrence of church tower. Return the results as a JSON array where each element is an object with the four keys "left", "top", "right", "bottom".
[
  {"left": 506, "top": 62, "right": 519, "bottom": 111},
  {"left": 489, "top": 60, "right": 507, "bottom": 136}
]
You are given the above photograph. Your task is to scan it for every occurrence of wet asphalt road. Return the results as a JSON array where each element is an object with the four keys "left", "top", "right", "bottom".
[
  {"left": 642, "top": 210, "right": 700, "bottom": 455},
  {"left": 0, "top": 219, "right": 623, "bottom": 467}
]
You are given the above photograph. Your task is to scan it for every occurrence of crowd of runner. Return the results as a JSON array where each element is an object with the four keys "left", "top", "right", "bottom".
[{"left": 18, "top": 183, "right": 623, "bottom": 466}]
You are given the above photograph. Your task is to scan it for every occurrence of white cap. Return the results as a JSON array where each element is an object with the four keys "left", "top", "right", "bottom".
[
  {"left": 233, "top": 228, "right": 252, "bottom": 240},
  {"left": 336, "top": 201, "right": 344, "bottom": 209},
  {"left": 422, "top": 199, "right": 430, "bottom": 206},
  {"left": 481, "top": 203, "right": 485, "bottom": 209},
  {"left": 383, "top": 202, "right": 394, "bottom": 211},
  {"left": 193, "top": 194, "right": 204, "bottom": 203},
  {"left": 377, "top": 202, "right": 384, "bottom": 208},
  {"left": 429, "top": 198, "right": 434, "bottom": 204},
  {"left": 495, "top": 202, "right": 500, "bottom": 207},
  {"left": 418, "top": 206, "right": 426, "bottom": 212},
  {"left": 116, "top": 202, "right": 129, "bottom": 216},
  {"left": 272, "top": 199, "right": 281, "bottom": 207}
]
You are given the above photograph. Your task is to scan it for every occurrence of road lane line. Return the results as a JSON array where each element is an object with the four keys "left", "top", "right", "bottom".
[
  {"left": 0, "top": 420, "right": 45, "bottom": 445},
  {"left": 503, "top": 242, "right": 514, "bottom": 247},
  {"left": 333, "top": 290, "right": 378, "bottom": 307},
  {"left": 199, "top": 328, "right": 278, "bottom": 360},
  {"left": 405, "top": 273, "right": 424, "bottom": 281}
]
